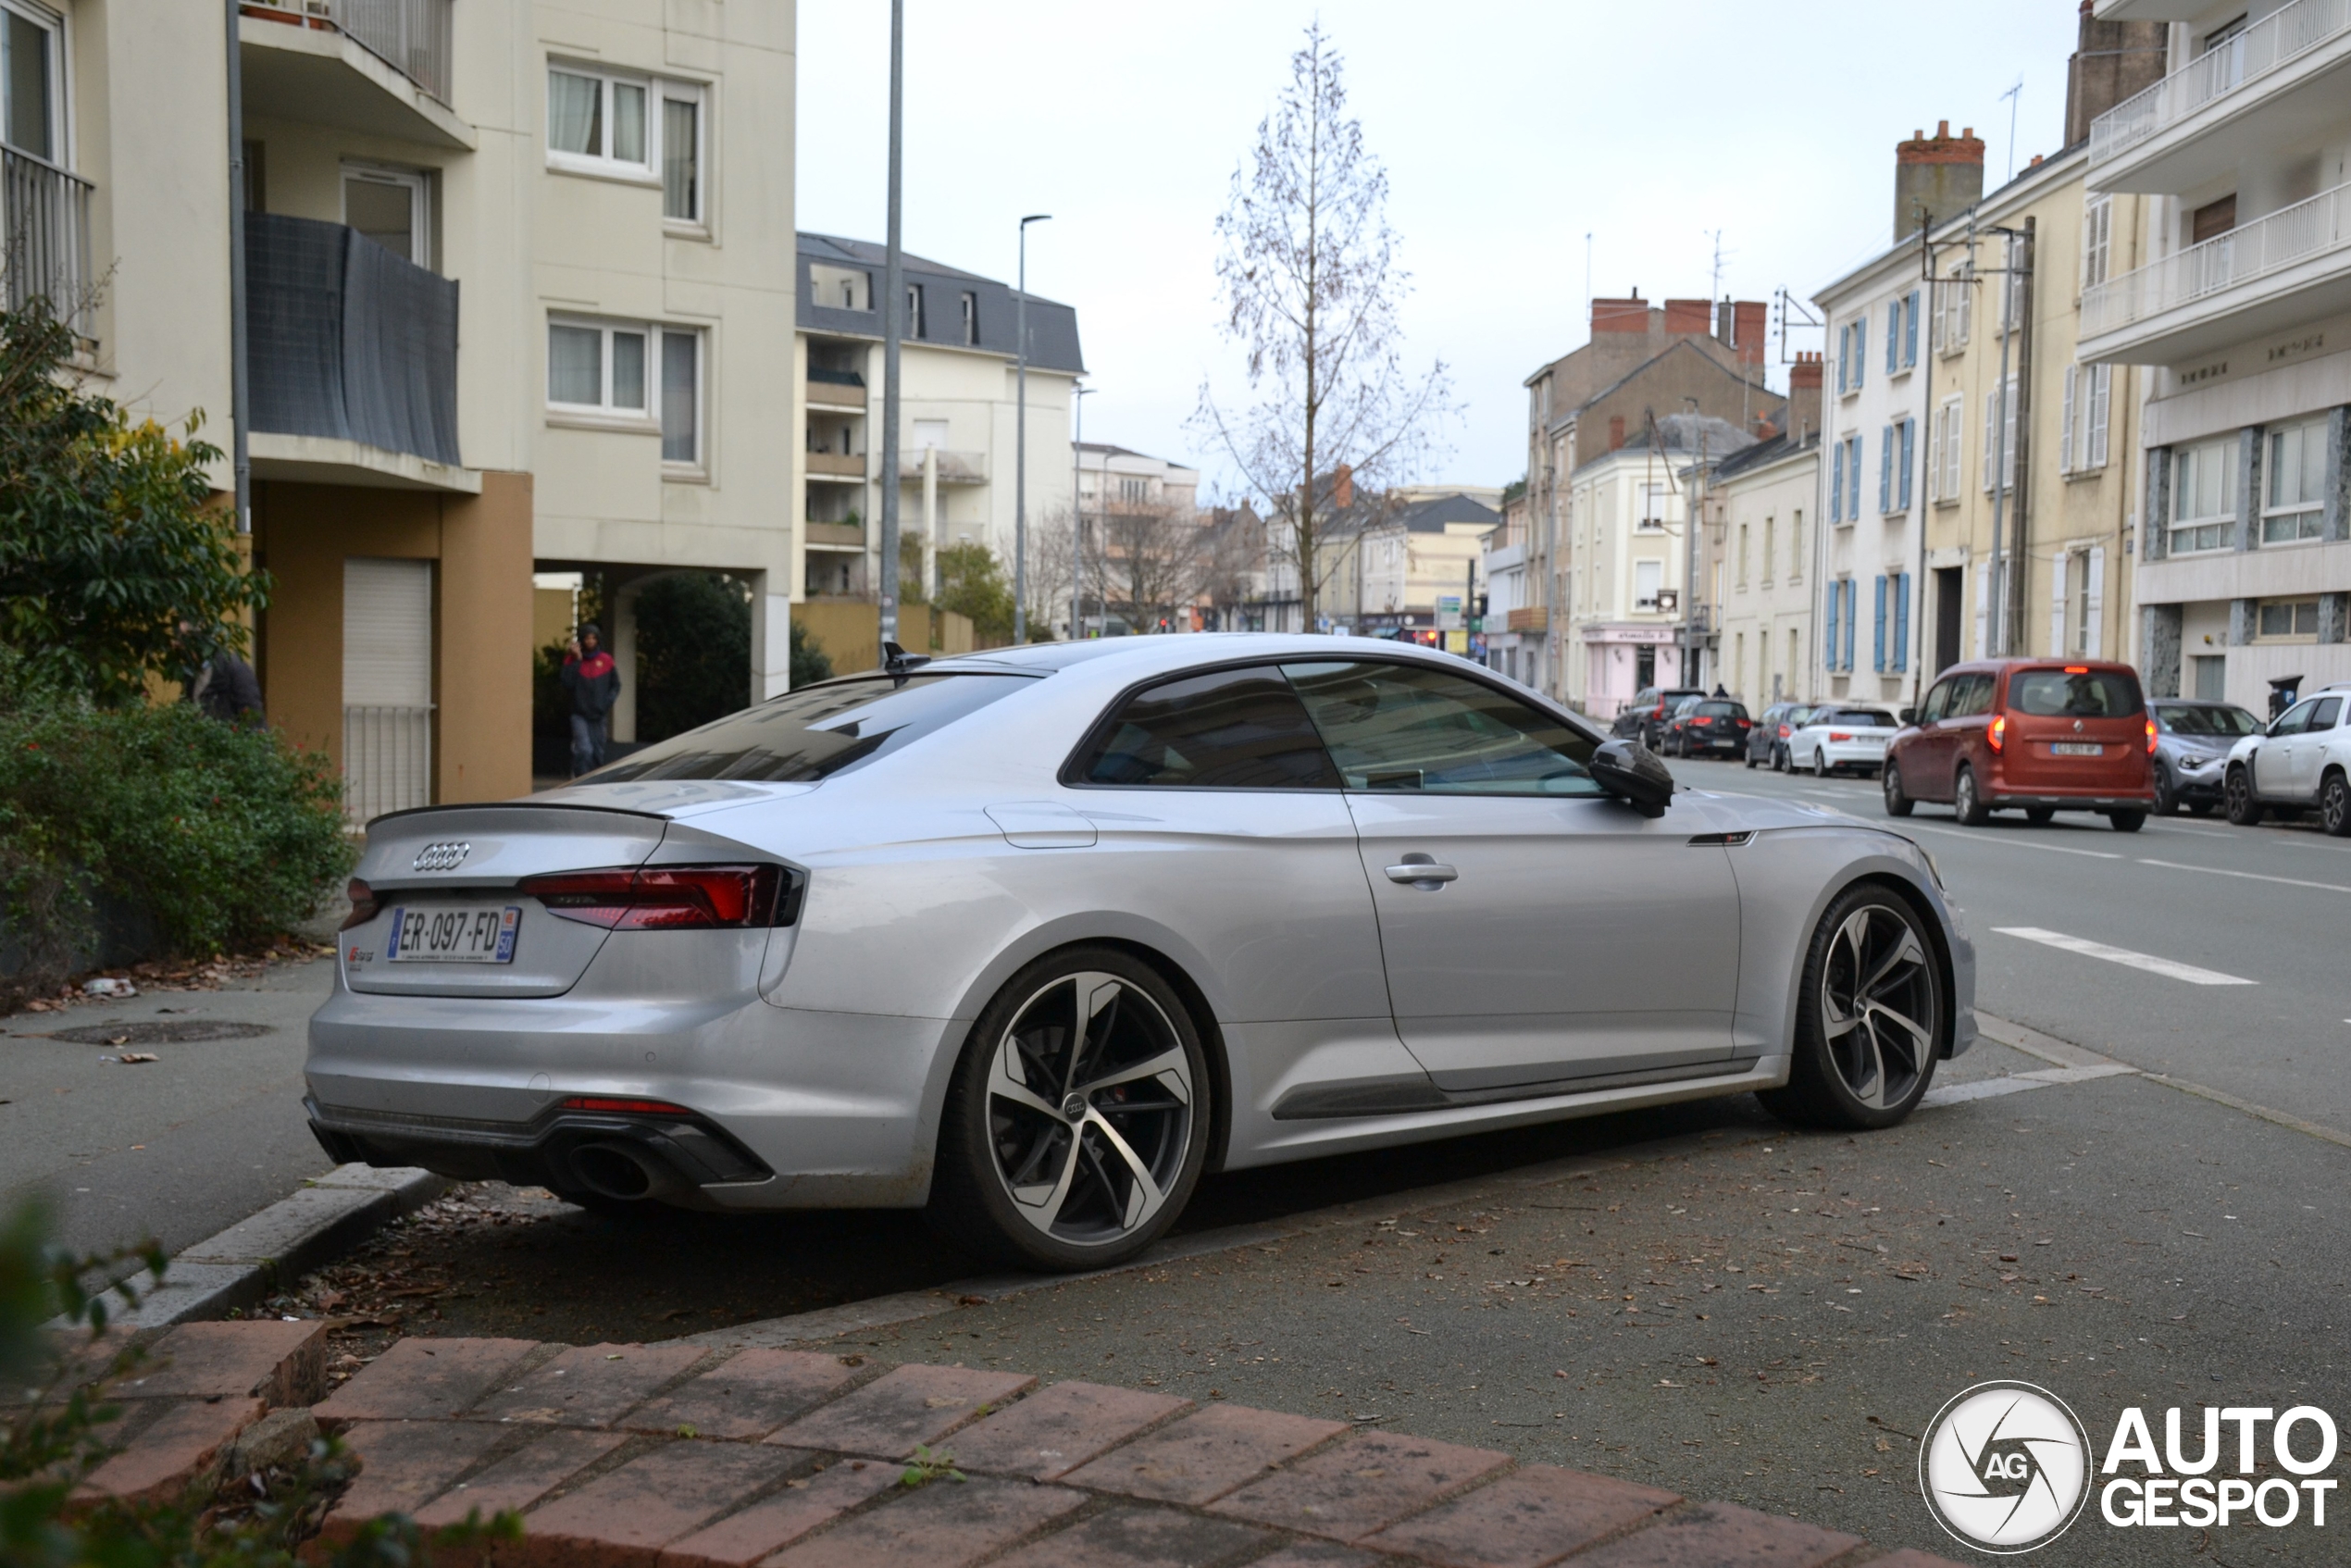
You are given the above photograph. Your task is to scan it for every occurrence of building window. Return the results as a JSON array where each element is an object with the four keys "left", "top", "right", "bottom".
[
  {"left": 2257, "top": 599, "right": 2320, "bottom": 641},
  {"left": 904, "top": 284, "right": 925, "bottom": 338},
  {"left": 1637, "top": 481, "right": 1672, "bottom": 529},
  {"left": 661, "top": 82, "right": 703, "bottom": 222},
  {"left": 1634, "top": 559, "right": 1663, "bottom": 610},
  {"left": 1928, "top": 395, "right": 1963, "bottom": 501},
  {"left": 1981, "top": 379, "right": 2018, "bottom": 493},
  {"left": 961, "top": 291, "right": 977, "bottom": 344},
  {"left": 2083, "top": 194, "right": 2112, "bottom": 289},
  {"left": 811, "top": 264, "right": 870, "bottom": 312},
  {"left": 3, "top": 1, "right": 61, "bottom": 161},
  {"left": 2170, "top": 438, "right": 2234, "bottom": 554},
  {"left": 548, "top": 317, "right": 703, "bottom": 467},
  {"left": 1885, "top": 292, "right": 1918, "bottom": 373},
  {"left": 342, "top": 165, "right": 430, "bottom": 268},
  {"left": 1837, "top": 318, "right": 1866, "bottom": 393},
  {"left": 1761, "top": 516, "right": 1774, "bottom": 585},
  {"left": 1120, "top": 477, "right": 1148, "bottom": 504},
  {"left": 2263, "top": 418, "right": 2326, "bottom": 543},
  {"left": 661, "top": 329, "right": 701, "bottom": 465},
  {"left": 1737, "top": 522, "right": 1749, "bottom": 588},
  {"left": 1933, "top": 264, "right": 1972, "bottom": 354},
  {"left": 1879, "top": 418, "right": 1913, "bottom": 513},
  {"left": 1789, "top": 509, "right": 1802, "bottom": 582},
  {"left": 2058, "top": 363, "right": 2111, "bottom": 474}
]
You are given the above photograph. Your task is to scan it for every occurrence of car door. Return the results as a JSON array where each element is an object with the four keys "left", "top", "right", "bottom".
[
  {"left": 1281, "top": 658, "right": 1741, "bottom": 1094},
  {"left": 2256, "top": 699, "right": 2315, "bottom": 799},
  {"left": 2284, "top": 696, "right": 2340, "bottom": 797},
  {"left": 1904, "top": 678, "right": 1959, "bottom": 799},
  {"left": 1063, "top": 662, "right": 1420, "bottom": 1107}
]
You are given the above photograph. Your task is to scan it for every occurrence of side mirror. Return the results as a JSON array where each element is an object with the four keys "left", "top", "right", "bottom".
[
  {"left": 1899, "top": 707, "right": 1917, "bottom": 725},
  {"left": 1591, "top": 739, "right": 1676, "bottom": 819}
]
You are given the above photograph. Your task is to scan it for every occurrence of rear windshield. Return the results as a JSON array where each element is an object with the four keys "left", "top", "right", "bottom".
[
  {"left": 2155, "top": 703, "right": 2260, "bottom": 737},
  {"left": 583, "top": 673, "right": 1034, "bottom": 783},
  {"left": 1696, "top": 702, "right": 1748, "bottom": 718},
  {"left": 1827, "top": 709, "right": 1895, "bottom": 727},
  {"left": 2008, "top": 668, "right": 2143, "bottom": 718}
]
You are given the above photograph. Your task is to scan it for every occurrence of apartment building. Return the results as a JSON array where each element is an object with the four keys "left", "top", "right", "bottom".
[
  {"left": 0, "top": 1, "right": 797, "bottom": 815},
  {"left": 1349, "top": 492, "right": 1500, "bottom": 651},
  {"left": 796, "top": 232, "right": 1080, "bottom": 615},
  {"left": 1073, "top": 442, "right": 1204, "bottom": 635},
  {"left": 2082, "top": 0, "right": 2351, "bottom": 707},
  {"left": 1518, "top": 294, "right": 1783, "bottom": 703},
  {"left": 1713, "top": 355, "right": 1822, "bottom": 707}
]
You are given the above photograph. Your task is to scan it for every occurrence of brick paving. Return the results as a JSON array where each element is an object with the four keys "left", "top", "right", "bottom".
[{"left": 58, "top": 1321, "right": 1967, "bottom": 1566}]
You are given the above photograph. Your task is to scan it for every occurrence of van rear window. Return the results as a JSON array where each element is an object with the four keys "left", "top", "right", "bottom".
[
  {"left": 2009, "top": 669, "right": 2142, "bottom": 718},
  {"left": 585, "top": 673, "right": 1034, "bottom": 783}
]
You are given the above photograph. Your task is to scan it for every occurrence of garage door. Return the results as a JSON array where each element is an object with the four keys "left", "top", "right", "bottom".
[{"left": 342, "top": 556, "right": 433, "bottom": 823}]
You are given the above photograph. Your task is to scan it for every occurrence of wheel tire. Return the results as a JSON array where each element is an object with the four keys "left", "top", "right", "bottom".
[
  {"left": 1757, "top": 884, "right": 1946, "bottom": 1131},
  {"left": 2106, "top": 809, "right": 2147, "bottom": 833},
  {"left": 2225, "top": 767, "right": 2263, "bottom": 826},
  {"left": 2187, "top": 800, "right": 2216, "bottom": 817},
  {"left": 929, "top": 946, "right": 1211, "bottom": 1272},
  {"left": 1773, "top": 745, "right": 1788, "bottom": 773},
  {"left": 2025, "top": 807, "right": 2056, "bottom": 825},
  {"left": 1812, "top": 748, "right": 1830, "bottom": 778},
  {"left": 1953, "top": 766, "right": 1989, "bottom": 827},
  {"left": 2319, "top": 771, "right": 2351, "bottom": 838},
  {"left": 1882, "top": 762, "right": 1914, "bottom": 817},
  {"left": 1745, "top": 751, "right": 1759, "bottom": 770},
  {"left": 2152, "top": 766, "right": 2177, "bottom": 816}
]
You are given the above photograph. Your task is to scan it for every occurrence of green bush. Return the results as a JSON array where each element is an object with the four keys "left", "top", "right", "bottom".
[
  {"left": 935, "top": 542, "right": 1015, "bottom": 643},
  {"left": 0, "top": 653, "right": 354, "bottom": 1002},
  {"left": 635, "top": 572, "right": 753, "bottom": 743}
]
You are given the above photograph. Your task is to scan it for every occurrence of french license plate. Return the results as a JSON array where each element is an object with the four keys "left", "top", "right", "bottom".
[
  {"left": 2051, "top": 742, "right": 2105, "bottom": 756},
  {"left": 386, "top": 904, "right": 521, "bottom": 964}
]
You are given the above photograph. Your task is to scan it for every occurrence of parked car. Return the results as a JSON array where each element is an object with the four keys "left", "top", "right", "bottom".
[
  {"left": 1882, "top": 658, "right": 2156, "bottom": 830},
  {"left": 1612, "top": 685, "right": 1706, "bottom": 749},
  {"left": 2222, "top": 683, "right": 2351, "bottom": 835},
  {"left": 1663, "top": 699, "right": 1753, "bottom": 758},
  {"left": 1788, "top": 706, "right": 1899, "bottom": 778},
  {"left": 307, "top": 636, "right": 1973, "bottom": 1271},
  {"left": 2149, "top": 699, "right": 2262, "bottom": 816},
  {"left": 1748, "top": 703, "right": 1818, "bottom": 770}
]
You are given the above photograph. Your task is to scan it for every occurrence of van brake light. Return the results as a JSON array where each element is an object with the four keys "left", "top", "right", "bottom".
[
  {"left": 1987, "top": 715, "right": 2007, "bottom": 753},
  {"left": 2146, "top": 717, "right": 2158, "bottom": 754}
]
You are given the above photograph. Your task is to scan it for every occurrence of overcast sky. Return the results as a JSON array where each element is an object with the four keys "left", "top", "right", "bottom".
[{"left": 794, "top": 2, "right": 2083, "bottom": 499}]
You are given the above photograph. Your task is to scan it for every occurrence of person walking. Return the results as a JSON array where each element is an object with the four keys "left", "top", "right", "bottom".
[
  {"left": 178, "top": 621, "right": 267, "bottom": 727},
  {"left": 560, "top": 623, "right": 621, "bottom": 777}
]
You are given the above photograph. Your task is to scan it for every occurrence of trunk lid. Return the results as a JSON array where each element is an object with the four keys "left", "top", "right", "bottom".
[
  {"left": 341, "top": 804, "right": 666, "bottom": 998},
  {"left": 2001, "top": 666, "right": 2148, "bottom": 788}
]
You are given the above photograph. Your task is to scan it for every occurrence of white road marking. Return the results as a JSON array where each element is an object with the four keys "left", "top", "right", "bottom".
[
  {"left": 2135, "top": 858, "right": 2351, "bottom": 895},
  {"left": 1897, "top": 822, "right": 2123, "bottom": 859},
  {"left": 2141, "top": 822, "right": 2233, "bottom": 839},
  {"left": 1991, "top": 926, "right": 2256, "bottom": 986}
]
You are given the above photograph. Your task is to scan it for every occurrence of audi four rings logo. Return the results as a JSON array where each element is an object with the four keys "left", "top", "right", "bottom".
[
  {"left": 412, "top": 840, "right": 471, "bottom": 872},
  {"left": 1921, "top": 1381, "right": 2093, "bottom": 1553}
]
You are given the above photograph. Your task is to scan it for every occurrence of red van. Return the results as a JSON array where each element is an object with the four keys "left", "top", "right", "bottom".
[{"left": 1882, "top": 659, "right": 2157, "bottom": 831}]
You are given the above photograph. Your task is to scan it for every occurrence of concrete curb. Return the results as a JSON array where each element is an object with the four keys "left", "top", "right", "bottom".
[{"left": 107, "top": 1164, "right": 448, "bottom": 1329}]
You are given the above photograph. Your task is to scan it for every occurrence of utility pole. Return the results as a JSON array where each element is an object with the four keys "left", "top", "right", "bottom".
[
  {"left": 2009, "top": 216, "right": 2038, "bottom": 659},
  {"left": 225, "top": 0, "right": 250, "bottom": 536},
  {"left": 1070, "top": 385, "right": 1092, "bottom": 641},
  {"left": 877, "top": 0, "right": 904, "bottom": 648},
  {"left": 1912, "top": 210, "right": 1937, "bottom": 702},
  {"left": 1012, "top": 213, "right": 1051, "bottom": 642},
  {"left": 1987, "top": 228, "right": 2016, "bottom": 656}
]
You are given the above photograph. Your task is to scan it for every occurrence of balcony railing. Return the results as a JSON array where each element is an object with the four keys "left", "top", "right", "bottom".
[
  {"left": 2082, "top": 178, "right": 2351, "bottom": 340},
  {"left": 243, "top": 0, "right": 453, "bottom": 105},
  {"left": 343, "top": 703, "right": 432, "bottom": 822},
  {"left": 2090, "top": 0, "right": 2350, "bottom": 166},
  {"left": 3, "top": 148, "right": 94, "bottom": 339}
]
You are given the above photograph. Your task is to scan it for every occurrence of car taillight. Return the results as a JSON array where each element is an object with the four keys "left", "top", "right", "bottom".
[
  {"left": 1988, "top": 715, "right": 2007, "bottom": 753},
  {"left": 340, "top": 878, "right": 378, "bottom": 931},
  {"left": 1777, "top": 725, "right": 1791, "bottom": 738},
  {"left": 1735, "top": 719, "right": 1751, "bottom": 728},
  {"left": 1829, "top": 731, "right": 1852, "bottom": 742},
  {"left": 2146, "top": 717, "right": 2158, "bottom": 754},
  {"left": 520, "top": 864, "right": 786, "bottom": 930}
]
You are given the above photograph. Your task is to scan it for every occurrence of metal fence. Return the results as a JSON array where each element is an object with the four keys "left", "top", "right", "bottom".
[
  {"left": 244, "top": 0, "right": 453, "bottom": 105},
  {"left": 343, "top": 704, "right": 433, "bottom": 823},
  {"left": 2082, "top": 179, "right": 2351, "bottom": 340},
  {"left": 2090, "top": 0, "right": 2350, "bottom": 166},
  {"left": 2, "top": 148, "right": 94, "bottom": 339}
]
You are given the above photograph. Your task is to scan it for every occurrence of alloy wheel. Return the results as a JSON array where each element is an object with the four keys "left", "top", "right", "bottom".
[
  {"left": 2324, "top": 774, "right": 2351, "bottom": 838},
  {"left": 984, "top": 970, "right": 1195, "bottom": 1248},
  {"left": 1817, "top": 903, "right": 1938, "bottom": 1112}
]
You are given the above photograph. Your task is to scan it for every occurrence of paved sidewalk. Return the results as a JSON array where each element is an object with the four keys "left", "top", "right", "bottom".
[{"left": 68, "top": 1319, "right": 1963, "bottom": 1567}]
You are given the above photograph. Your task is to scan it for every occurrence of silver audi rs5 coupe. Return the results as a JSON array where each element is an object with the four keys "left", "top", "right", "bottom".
[{"left": 308, "top": 635, "right": 1974, "bottom": 1270}]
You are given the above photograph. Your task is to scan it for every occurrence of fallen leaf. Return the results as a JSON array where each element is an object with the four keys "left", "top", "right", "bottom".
[{"left": 118, "top": 1052, "right": 158, "bottom": 1064}]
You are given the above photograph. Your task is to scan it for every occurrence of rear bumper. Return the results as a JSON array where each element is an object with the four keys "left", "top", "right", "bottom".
[
  {"left": 305, "top": 1097, "right": 771, "bottom": 1201},
  {"left": 1984, "top": 788, "right": 2156, "bottom": 809},
  {"left": 1817, "top": 743, "right": 1887, "bottom": 768}
]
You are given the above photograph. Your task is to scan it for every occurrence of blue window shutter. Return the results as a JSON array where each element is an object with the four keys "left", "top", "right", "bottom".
[
  {"left": 1873, "top": 576, "right": 1887, "bottom": 671},
  {"left": 1879, "top": 429, "right": 1893, "bottom": 513},
  {"left": 1847, "top": 437, "right": 1862, "bottom": 518},
  {"left": 1855, "top": 318, "right": 1865, "bottom": 388},
  {"left": 1895, "top": 573, "right": 1911, "bottom": 670},
  {"left": 1905, "top": 291, "right": 1921, "bottom": 367},
  {"left": 1831, "top": 440, "right": 1844, "bottom": 523},
  {"left": 1825, "top": 580, "right": 1840, "bottom": 672},
  {"left": 1885, "top": 304, "right": 1897, "bottom": 374},
  {"left": 1847, "top": 580, "right": 1860, "bottom": 670},
  {"left": 1899, "top": 419, "right": 1915, "bottom": 510}
]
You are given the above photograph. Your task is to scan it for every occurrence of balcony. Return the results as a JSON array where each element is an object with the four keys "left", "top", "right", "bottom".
[
  {"left": 2081, "top": 178, "right": 2351, "bottom": 365},
  {"left": 804, "top": 367, "right": 866, "bottom": 410},
  {"left": 896, "top": 449, "right": 989, "bottom": 485},
  {"left": 2, "top": 149, "right": 94, "bottom": 341},
  {"left": 240, "top": 0, "right": 471, "bottom": 150},
  {"left": 805, "top": 450, "right": 866, "bottom": 480},
  {"left": 802, "top": 521, "right": 865, "bottom": 550},
  {"left": 245, "top": 212, "right": 474, "bottom": 492},
  {"left": 2088, "top": 0, "right": 2351, "bottom": 194}
]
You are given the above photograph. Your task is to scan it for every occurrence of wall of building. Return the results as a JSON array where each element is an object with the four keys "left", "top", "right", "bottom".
[{"left": 1718, "top": 448, "right": 1820, "bottom": 707}]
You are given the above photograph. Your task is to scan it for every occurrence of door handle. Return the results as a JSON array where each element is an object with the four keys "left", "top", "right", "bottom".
[{"left": 1385, "top": 862, "right": 1458, "bottom": 886}]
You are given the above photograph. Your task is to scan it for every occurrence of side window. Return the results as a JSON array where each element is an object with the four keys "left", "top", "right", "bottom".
[
  {"left": 2309, "top": 696, "right": 2342, "bottom": 731},
  {"left": 1920, "top": 680, "right": 1953, "bottom": 722},
  {"left": 1281, "top": 661, "right": 1603, "bottom": 797},
  {"left": 1954, "top": 675, "right": 1994, "bottom": 717},
  {"left": 2270, "top": 700, "right": 2315, "bottom": 738},
  {"left": 1071, "top": 666, "right": 1338, "bottom": 789}
]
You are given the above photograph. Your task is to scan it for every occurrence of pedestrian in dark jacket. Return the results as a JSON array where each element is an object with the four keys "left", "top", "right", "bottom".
[
  {"left": 560, "top": 623, "right": 621, "bottom": 777},
  {"left": 178, "top": 622, "right": 267, "bottom": 727}
]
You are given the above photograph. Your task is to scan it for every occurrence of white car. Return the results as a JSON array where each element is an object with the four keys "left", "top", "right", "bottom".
[
  {"left": 2223, "top": 683, "right": 2351, "bottom": 836},
  {"left": 307, "top": 636, "right": 1973, "bottom": 1271},
  {"left": 1791, "top": 706, "right": 1901, "bottom": 778}
]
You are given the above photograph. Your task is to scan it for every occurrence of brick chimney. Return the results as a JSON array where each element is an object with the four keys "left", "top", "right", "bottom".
[
  {"left": 2066, "top": 0, "right": 2167, "bottom": 149},
  {"left": 1332, "top": 464, "right": 1353, "bottom": 509},
  {"left": 1732, "top": 300, "right": 1768, "bottom": 367},
  {"left": 1662, "top": 298, "right": 1711, "bottom": 336},
  {"left": 1785, "top": 352, "right": 1823, "bottom": 445},
  {"left": 1895, "top": 121, "right": 1984, "bottom": 241},
  {"left": 1590, "top": 292, "right": 1648, "bottom": 333},
  {"left": 1608, "top": 415, "right": 1626, "bottom": 451}
]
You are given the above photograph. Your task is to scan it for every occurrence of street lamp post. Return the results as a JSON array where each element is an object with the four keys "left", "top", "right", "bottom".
[
  {"left": 1071, "top": 385, "right": 1094, "bottom": 641},
  {"left": 1013, "top": 213, "right": 1051, "bottom": 642},
  {"left": 877, "top": 0, "right": 906, "bottom": 648}
]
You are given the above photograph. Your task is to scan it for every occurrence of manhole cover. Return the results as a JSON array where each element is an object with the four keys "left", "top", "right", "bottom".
[{"left": 48, "top": 1020, "right": 272, "bottom": 1044}]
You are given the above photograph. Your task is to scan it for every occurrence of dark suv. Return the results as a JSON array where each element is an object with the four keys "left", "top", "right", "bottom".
[
  {"left": 1882, "top": 659, "right": 2156, "bottom": 830},
  {"left": 1612, "top": 687, "right": 1706, "bottom": 750}
]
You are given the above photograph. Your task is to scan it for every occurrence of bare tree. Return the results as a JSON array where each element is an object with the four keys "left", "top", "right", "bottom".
[
  {"left": 1096, "top": 502, "right": 1227, "bottom": 633},
  {"left": 1193, "top": 22, "right": 1449, "bottom": 630}
]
